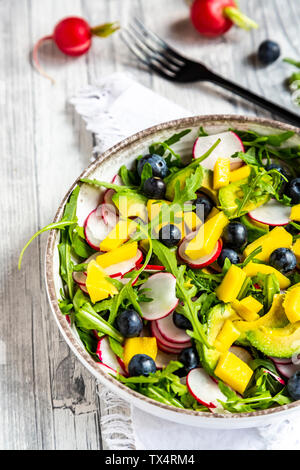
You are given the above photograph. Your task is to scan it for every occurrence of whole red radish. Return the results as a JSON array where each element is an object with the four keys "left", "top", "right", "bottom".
[
  {"left": 32, "top": 17, "right": 119, "bottom": 83},
  {"left": 190, "top": 0, "right": 258, "bottom": 38}
]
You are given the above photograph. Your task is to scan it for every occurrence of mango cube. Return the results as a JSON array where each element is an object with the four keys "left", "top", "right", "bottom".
[
  {"left": 96, "top": 242, "right": 138, "bottom": 268},
  {"left": 292, "top": 238, "right": 300, "bottom": 266},
  {"left": 283, "top": 287, "right": 300, "bottom": 323},
  {"left": 243, "top": 226, "right": 292, "bottom": 262},
  {"left": 214, "top": 319, "right": 241, "bottom": 352},
  {"left": 243, "top": 262, "right": 290, "bottom": 290},
  {"left": 214, "top": 351, "right": 253, "bottom": 395},
  {"left": 290, "top": 204, "right": 300, "bottom": 222},
  {"left": 232, "top": 296, "right": 263, "bottom": 322},
  {"left": 213, "top": 157, "right": 231, "bottom": 190},
  {"left": 183, "top": 210, "right": 202, "bottom": 233},
  {"left": 229, "top": 165, "right": 251, "bottom": 183},
  {"left": 216, "top": 265, "right": 246, "bottom": 303},
  {"left": 185, "top": 211, "right": 229, "bottom": 260},
  {"left": 100, "top": 219, "right": 137, "bottom": 252},
  {"left": 123, "top": 337, "right": 157, "bottom": 369},
  {"left": 147, "top": 199, "right": 170, "bottom": 221},
  {"left": 86, "top": 260, "right": 118, "bottom": 303}
]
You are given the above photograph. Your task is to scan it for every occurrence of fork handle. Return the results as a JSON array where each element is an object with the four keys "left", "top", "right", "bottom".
[{"left": 207, "top": 71, "right": 300, "bottom": 127}]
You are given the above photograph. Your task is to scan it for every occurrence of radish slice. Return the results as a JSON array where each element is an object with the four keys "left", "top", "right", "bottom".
[
  {"left": 155, "top": 350, "right": 178, "bottom": 369},
  {"left": 156, "top": 312, "right": 191, "bottom": 344},
  {"left": 103, "top": 188, "right": 115, "bottom": 207},
  {"left": 99, "top": 249, "right": 143, "bottom": 277},
  {"left": 275, "top": 362, "right": 300, "bottom": 379},
  {"left": 262, "top": 368, "right": 285, "bottom": 385},
  {"left": 137, "top": 264, "right": 165, "bottom": 273},
  {"left": 84, "top": 205, "right": 117, "bottom": 250},
  {"left": 269, "top": 356, "right": 293, "bottom": 365},
  {"left": 248, "top": 199, "right": 291, "bottom": 226},
  {"left": 187, "top": 368, "right": 226, "bottom": 408},
  {"left": 229, "top": 346, "right": 253, "bottom": 365},
  {"left": 150, "top": 321, "right": 191, "bottom": 351},
  {"left": 157, "top": 341, "right": 184, "bottom": 354},
  {"left": 139, "top": 273, "right": 179, "bottom": 321},
  {"left": 72, "top": 271, "right": 87, "bottom": 286},
  {"left": 178, "top": 233, "right": 222, "bottom": 269},
  {"left": 96, "top": 336, "right": 125, "bottom": 376},
  {"left": 192, "top": 131, "right": 244, "bottom": 170}
]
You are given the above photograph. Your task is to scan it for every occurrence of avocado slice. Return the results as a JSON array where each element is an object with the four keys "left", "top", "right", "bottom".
[
  {"left": 199, "top": 303, "right": 237, "bottom": 374},
  {"left": 234, "top": 294, "right": 289, "bottom": 345},
  {"left": 165, "top": 164, "right": 218, "bottom": 203},
  {"left": 112, "top": 191, "right": 147, "bottom": 220},
  {"left": 240, "top": 215, "right": 269, "bottom": 243},
  {"left": 219, "top": 179, "right": 270, "bottom": 218},
  {"left": 247, "top": 322, "right": 300, "bottom": 358}
]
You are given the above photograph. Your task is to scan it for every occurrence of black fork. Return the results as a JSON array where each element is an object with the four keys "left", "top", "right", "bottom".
[{"left": 121, "top": 19, "right": 300, "bottom": 127}]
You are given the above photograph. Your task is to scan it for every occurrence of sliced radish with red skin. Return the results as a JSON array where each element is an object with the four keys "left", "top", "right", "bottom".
[
  {"left": 275, "top": 362, "right": 300, "bottom": 379},
  {"left": 178, "top": 233, "right": 222, "bottom": 269},
  {"left": 103, "top": 250, "right": 143, "bottom": 277},
  {"left": 100, "top": 203, "right": 118, "bottom": 225},
  {"left": 136, "top": 264, "right": 165, "bottom": 273},
  {"left": 151, "top": 321, "right": 191, "bottom": 350},
  {"left": 156, "top": 312, "right": 191, "bottom": 345},
  {"left": 262, "top": 368, "right": 285, "bottom": 385},
  {"left": 96, "top": 336, "right": 125, "bottom": 376},
  {"left": 192, "top": 131, "right": 244, "bottom": 170},
  {"left": 112, "top": 174, "right": 123, "bottom": 186},
  {"left": 66, "top": 315, "right": 71, "bottom": 324},
  {"left": 187, "top": 368, "right": 226, "bottom": 409},
  {"left": 84, "top": 205, "right": 117, "bottom": 250},
  {"left": 269, "top": 356, "right": 293, "bottom": 365},
  {"left": 157, "top": 341, "right": 184, "bottom": 354},
  {"left": 117, "top": 356, "right": 129, "bottom": 377},
  {"left": 72, "top": 271, "right": 87, "bottom": 286},
  {"left": 155, "top": 350, "right": 178, "bottom": 369},
  {"left": 79, "top": 284, "right": 89, "bottom": 294},
  {"left": 248, "top": 199, "right": 291, "bottom": 227},
  {"left": 103, "top": 188, "right": 115, "bottom": 207},
  {"left": 139, "top": 273, "right": 179, "bottom": 321},
  {"left": 229, "top": 346, "right": 253, "bottom": 365}
]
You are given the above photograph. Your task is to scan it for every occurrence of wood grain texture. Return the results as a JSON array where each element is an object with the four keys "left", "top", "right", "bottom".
[{"left": 0, "top": 0, "right": 299, "bottom": 450}]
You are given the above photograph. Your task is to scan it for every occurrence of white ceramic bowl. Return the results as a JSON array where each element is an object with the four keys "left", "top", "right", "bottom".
[{"left": 45, "top": 115, "right": 300, "bottom": 429}]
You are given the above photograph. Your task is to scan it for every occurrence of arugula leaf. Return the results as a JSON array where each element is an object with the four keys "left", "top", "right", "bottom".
[
  {"left": 171, "top": 166, "right": 203, "bottom": 206},
  {"left": 139, "top": 162, "right": 153, "bottom": 189},
  {"left": 73, "top": 289, "right": 123, "bottom": 342}
]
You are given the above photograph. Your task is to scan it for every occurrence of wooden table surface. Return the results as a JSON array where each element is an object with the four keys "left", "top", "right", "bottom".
[{"left": 1, "top": 0, "right": 299, "bottom": 450}]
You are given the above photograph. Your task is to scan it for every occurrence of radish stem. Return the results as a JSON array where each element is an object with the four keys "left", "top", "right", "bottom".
[
  {"left": 223, "top": 6, "right": 258, "bottom": 31},
  {"left": 32, "top": 35, "right": 55, "bottom": 84}
]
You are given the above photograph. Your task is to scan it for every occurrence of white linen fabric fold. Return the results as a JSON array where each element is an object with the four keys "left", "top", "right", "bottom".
[{"left": 71, "top": 72, "right": 300, "bottom": 450}]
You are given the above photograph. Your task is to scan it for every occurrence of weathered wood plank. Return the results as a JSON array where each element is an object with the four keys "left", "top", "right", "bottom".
[{"left": 0, "top": 0, "right": 299, "bottom": 450}]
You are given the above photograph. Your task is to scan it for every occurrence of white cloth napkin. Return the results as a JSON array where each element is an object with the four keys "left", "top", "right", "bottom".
[{"left": 71, "top": 72, "right": 300, "bottom": 450}]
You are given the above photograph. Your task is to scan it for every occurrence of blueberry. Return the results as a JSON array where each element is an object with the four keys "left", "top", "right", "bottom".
[
  {"left": 137, "top": 154, "right": 169, "bottom": 179},
  {"left": 222, "top": 222, "right": 248, "bottom": 250},
  {"left": 288, "top": 371, "right": 300, "bottom": 401},
  {"left": 285, "top": 178, "right": 300, "bottom": 204},
  {"left": 217, "top": 248, "right": 240, "bottom": 268},
  {"left": 116, "top": 309, "right": 143, "bottom": 338},
  {"left": 194, "top": 193, "right": 214, "bottom": 220},
  {"left": 128, "top": 354, "right": 156, "bottom": 377},
  {"left": 158, "top": 224, "right": 182, "bottom": 247},
  {"left": 269, "top": 248, "right": 297, "bottom": 274},
  {"left": 173, "top": 312, "right": 192, "bottom": 330},
  {"left": 143, "top": 177, "right": 166, "bottom": 199},
  {"left": 258, "top": 40, "right": 280, "bottom": 65},
  {"left": 178, "top": 347, "right": 199, "bottom": 375}
]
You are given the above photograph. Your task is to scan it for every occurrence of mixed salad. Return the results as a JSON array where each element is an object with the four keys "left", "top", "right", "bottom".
[{"left": 21, "top": 126, "right": 300, "bottom": 413}]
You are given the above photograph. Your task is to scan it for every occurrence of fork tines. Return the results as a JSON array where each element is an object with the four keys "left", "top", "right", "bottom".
[{"left": 121, "top": 18, "right": 186, "bottom": 79}]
